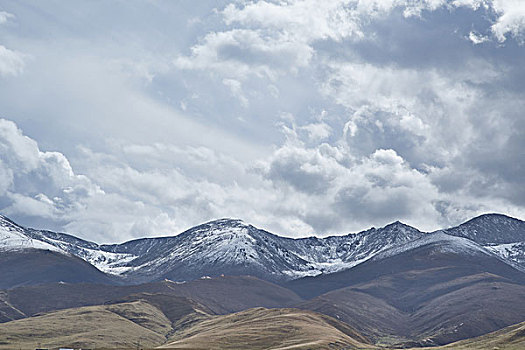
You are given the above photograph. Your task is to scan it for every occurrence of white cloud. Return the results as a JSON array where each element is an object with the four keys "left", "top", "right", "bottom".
[
  {"left": 0, "top": 118, "right": 105, "bottom": 229},
  {"left": 259, "top": 136, "right": 444, "bottom": 231},
  {"left": 468, "top": 31, "right": 490, "bottom": 44},
  {"left": 174, "top": 28, "right": 313, "bottom": 80},
  {"left": 259, "top": 120, "right": 525, "bottom": 232},
  {"left": 223, "top": 1, "right": 363, "bottom": 42},
  {"left": 0, "top": 45, "right": 25, "bottom": 76},
  {"left": 223, "top": 78, "right": 249, "bottom": 107},
  {"left": 0, "top": 159, "right": 13, "bottom": 196},
  {"left": 320, "top": 59, "right": 497, "bottom": 166},
  {"left": 301, "top": 122, "right": 332, "bottom": 142},
  {"left": 0, "top": 118, "right": 446, "bottom": 238},
  {"left": 490, "top": 0, "right": 525, "bottom": 42},
  {"left": 177, "top": 0, "right": 525, "bottom": 86},
  {"left": 0, "top": 119, "right": 277, "bottom": 240},
  {"left": 0, "top": 11, "right": 14, "bottom": 25}
]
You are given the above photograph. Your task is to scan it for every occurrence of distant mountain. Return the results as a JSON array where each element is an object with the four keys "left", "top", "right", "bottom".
[
  {"left": 291, "top": 233, "right": 525, "bottom": 346},
  {"left": 287, "top": 231, "right": 525, "bottom": 297},
  {"left": 0, "top": 215, "right": 138, "bottom": 275},
  {"left": 1, "top": 213, "right": 524, "bottom": 287},
  {"left": 444, "top": 213, "right": 525, "bottom": 244},
  {"left": 443, "top": 213, "right": 525, "bottom": 270},
  {"left": 98, "top": 218, "right": 428, "bottom": 283},
  {"left": 0, "top": 215, "right": 428, "bottom": 284}
]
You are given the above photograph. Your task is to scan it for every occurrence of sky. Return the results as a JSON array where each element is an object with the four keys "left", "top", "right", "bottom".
[{"left": 0, "top": 0, "right": 524, "bottom": 243}]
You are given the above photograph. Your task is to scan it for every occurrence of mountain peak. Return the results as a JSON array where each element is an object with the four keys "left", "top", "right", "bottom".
[
  {"left": 187, "top": 218, "right": 251, "bottom": 236},
  {"left": 446, "top": 213, "right": 524, "bottom": 244},
  {"left": 465, "top": 213, "right": 521, "bottom": 224},
  {"left": 382, "top": 220, "right": 418, "bottom": 232},
  {"left": 203, "top": 218, "right": 246, "bottom": 226}
]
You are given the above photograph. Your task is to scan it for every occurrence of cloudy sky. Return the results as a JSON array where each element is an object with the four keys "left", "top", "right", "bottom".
[{"left": 0, "top": 0, "right": 524, "bottom": 242}]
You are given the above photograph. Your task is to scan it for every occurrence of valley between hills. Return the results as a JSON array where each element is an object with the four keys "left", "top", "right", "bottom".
[{"left": 0, "top": 213, "right": 524, "bottom": 349}]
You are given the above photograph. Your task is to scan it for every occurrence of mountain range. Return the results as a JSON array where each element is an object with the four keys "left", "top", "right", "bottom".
[
  {"left": 1, "top": 213, "right": 524, "bottom": 286},
  {"left": 0, "top": 213, "right": 524, "bottom": 349}
]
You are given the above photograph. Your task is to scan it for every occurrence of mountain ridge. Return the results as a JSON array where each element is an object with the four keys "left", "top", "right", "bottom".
[
  {"left": 1, "top": 213, "right": 524, "bottom": 286},
  {"left": 3, "top": 212, "right": 520, "bottom": 245}
]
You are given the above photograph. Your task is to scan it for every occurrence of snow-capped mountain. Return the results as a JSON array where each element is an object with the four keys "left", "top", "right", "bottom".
[
  {"left": 276, "top": 221, "right": 425, "bottom": 276},
  {"left": 0, "top": 215, "right": 117, "bottom": 288},
  {"left": 372, "top": 231, "right": 494, "bottom": 262},
  {"left": 1, "top": 213, "right": 524, "bottom": 284},
  {"left": 0, "top": 215, "right": 136, "bottom": 275},
  {"left": 0, "top": 215, "right": 428, "bottom": 282},
  {"left": 0, "top": 216, "right": 63, "bottom": 253},
  {"left": 444, "top": 214, "right": 525, "bottom": 244},
  {"left": 443, "top": 214, "right": 525, "bottom": 270},
  {"left": 85, "top": 219, "right": 427, "bottom": 283}
]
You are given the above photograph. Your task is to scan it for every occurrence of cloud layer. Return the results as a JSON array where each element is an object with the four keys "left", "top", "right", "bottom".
[{"left": 0, "top": 0, "right": 524, "bottom": 242}]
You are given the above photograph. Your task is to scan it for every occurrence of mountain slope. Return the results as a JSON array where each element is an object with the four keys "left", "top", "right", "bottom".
[
  {"left": 293, "top": 234, "right": 525, "bottom": 346},
  {"left": 0, "top": 303, "right": 373, "bottom": 350},
  {"left": 0, "top": 301, "right": 176, "bottom": 349},
  {"left": 444, "top": 214, "right": 525, "bottom": 244},
  {"left": 444, "top": 214, "right": 525, "bottom": 270},
  {"left": 0, "top": 214, "right": 137, "bottom": 276},
  {"left": 0, "top": 249, "right": 115, "bottom": 290},
  {"left": 0, "top": 275, "right": 302, "bottom": 322},
  {"left": 286, "top": 232, "right": 513, "bottom": 298},
  {"left": 410, "top": 319, "right": 525, "bottom": 350},
  {"left": 159, "top": 307, "right": 374, "bottom": 350}
]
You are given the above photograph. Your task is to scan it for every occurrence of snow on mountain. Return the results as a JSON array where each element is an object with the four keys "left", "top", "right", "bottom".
[
  {"left": 102, "top": 218, "right": 430, "bottom": 282},
  {"left": 0, "top": 215, "right": 428, "bottom": 281},
  {"left": 0, "top": 213, "right": 523, "bottom": 282},
  {"left": 0, "top": 215, "right": 137, "bottom": 274},
  {"left": 0, "top": 215, "right": 64, "bottom": 253},
  {"left": 484, "top": 242, "right": 525, "bottom": 272},
  {"left": 372, "top": 232, "right": 493, "bottom": 262},
  {"left": 99, "top": 219, "right": 320, "bottom": 282},
  {"left": 444, "top": 213, "right": 525, "bottom": 244},
  {"left": 443, "top": 213, "right": 525, "bottom": 270},
  {"left": 277, "top": 221, "right": 425, "bottom": 276}
]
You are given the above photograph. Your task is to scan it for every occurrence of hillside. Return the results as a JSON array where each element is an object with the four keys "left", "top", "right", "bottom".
[
  {"left": 0, "top": 301, "right": 178, "bottom": 349},
  {"left": 292, "top": 234, "right": 525, "bottom": 345},
  {"left": 0, "top": 248, "right": 115, "bottom": 290},
  {"left": 406, "top": 319, "right": 525, "bottom": 350},
  {"left": 0, "top": 275, "right": 302, "bottom": 323},
  {"left": 159, "top": 307, "right": 373, "bottom": 350}
]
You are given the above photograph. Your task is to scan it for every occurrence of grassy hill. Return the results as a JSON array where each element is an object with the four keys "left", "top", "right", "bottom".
[
  {"left": 160, "top": 307, "right": 373, "bottom": 350},
  {"left": 406, "top": 319, "right": 525, "bottom": 350},
  {"left": 1, "top": 300, "right": 523, "bottom": 349},
  {"left": 0, "top": 301, "right": 174, "bottom": 349},
  {"left": 0, "top": 304, "right": 372, "bottom": 350}
]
